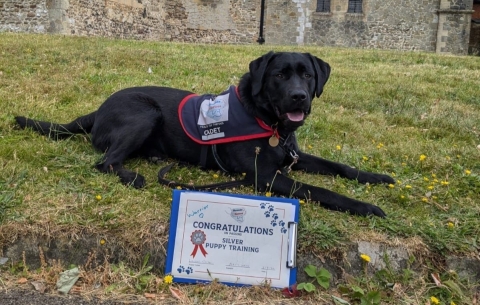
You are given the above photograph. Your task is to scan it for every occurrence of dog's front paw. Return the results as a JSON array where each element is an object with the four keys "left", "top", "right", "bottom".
[
  {"left": 358, "top": 172, "right": 395, "bottom": 185},
  {"left": 357, "top": 203, "right": 386, "bottom": 218}
]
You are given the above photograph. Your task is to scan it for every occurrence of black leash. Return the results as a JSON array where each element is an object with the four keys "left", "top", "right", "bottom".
[{"left": 157, "top": 129, "right": 300, "bottom": 191}]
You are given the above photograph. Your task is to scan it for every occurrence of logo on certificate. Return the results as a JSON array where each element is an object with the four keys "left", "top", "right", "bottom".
[{"left": 228, "top": 207, "right": 247, "bottom": 223}]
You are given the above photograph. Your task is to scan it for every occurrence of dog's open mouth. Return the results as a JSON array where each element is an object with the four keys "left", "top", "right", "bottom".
[{"left": 286, "top": 110, "right": 305, "bottom": 122}]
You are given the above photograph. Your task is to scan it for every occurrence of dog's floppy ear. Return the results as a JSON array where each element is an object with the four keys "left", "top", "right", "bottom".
[
  {"left": 250, "top": 51, "right": 275, "bottom": 96},
  {"left": 305, "top": 53, "right": 331, "bottom": 98}
]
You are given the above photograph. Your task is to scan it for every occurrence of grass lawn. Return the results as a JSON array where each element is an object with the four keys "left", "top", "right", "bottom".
[{"left": 0, "top": 33, "right": 479, "bottom": 304}]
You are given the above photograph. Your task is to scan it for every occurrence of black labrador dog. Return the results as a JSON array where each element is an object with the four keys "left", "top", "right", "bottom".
[{"left": 15, "top": 51, "right": 394, "bottom": 217}]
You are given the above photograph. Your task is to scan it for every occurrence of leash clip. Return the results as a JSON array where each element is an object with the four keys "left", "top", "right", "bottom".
[{"left": 286, "top": 150, "right": 299, "bottom": 173}]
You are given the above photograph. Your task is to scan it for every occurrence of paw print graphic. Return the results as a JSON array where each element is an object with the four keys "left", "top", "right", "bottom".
[
  {"left": 177, "top": 265, "right": 185, "bottom": 273},
  {"left": 281, "top": 227, "right": 287, "bottom": 234},
  {"left": 260, "top": 203, "right": 267, "bottom": 209},
  {"left": 268, "top": 205, "right": 274, "bottom": 212},
  {"left": 264, "top": 211, "right": 271, "bottom": 217},
  {"left": 271, "top": 220, "right": 277, "bottom": 227},
  {"left": 279, "top": 220, "right": 285, "bottom": 227},
  {"left": 185, "top": 267, "right": 193, "bottom": 274},
  {"left": 272, "top": 213, "right": 279, "bottom": 220}
]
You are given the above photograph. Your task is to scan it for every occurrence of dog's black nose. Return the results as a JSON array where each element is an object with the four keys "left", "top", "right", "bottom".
[{"left": 290, "top": 90, "right": 308, "bottom": 102}]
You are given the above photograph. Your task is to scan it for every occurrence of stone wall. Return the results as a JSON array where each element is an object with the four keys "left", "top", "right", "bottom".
[
  {"left": 0, "top": 0, "right": 476, "bottom": 55},
  {"left": 265, "top": 0, "right": 473, "bottom": 55},
  {"left": 0, "top": 0, "right": 50, "bottom": 32}
]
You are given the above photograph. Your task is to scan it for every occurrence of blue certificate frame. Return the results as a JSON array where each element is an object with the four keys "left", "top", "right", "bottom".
[{"left": 165, "top": 190, "right": 299, "bottom": 288}]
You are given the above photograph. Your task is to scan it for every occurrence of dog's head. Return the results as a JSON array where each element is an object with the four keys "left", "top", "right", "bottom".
[{"left": 247, "top": 51, "right": 331, "bottom": 131}]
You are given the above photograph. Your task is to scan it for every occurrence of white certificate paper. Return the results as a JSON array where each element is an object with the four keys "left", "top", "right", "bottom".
[{"left": 165, "top": 190, "right": 299, "bottom": 288}]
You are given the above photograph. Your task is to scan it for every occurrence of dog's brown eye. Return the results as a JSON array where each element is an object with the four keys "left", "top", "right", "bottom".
[
  {"left": 305, "top": 73, "right": 312, "bottom": 79},
  {"left": 275, "top": 73, "right": 284, "bottom": 79}
]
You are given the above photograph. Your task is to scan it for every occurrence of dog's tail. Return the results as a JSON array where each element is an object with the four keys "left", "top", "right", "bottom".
[{"left": 15, "top": 112, "right": 97, "bottom": 140}]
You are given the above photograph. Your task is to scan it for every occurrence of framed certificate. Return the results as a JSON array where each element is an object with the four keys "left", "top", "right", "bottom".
[{"left": 165, "top": 190, "right": 299, "bottom": 288}]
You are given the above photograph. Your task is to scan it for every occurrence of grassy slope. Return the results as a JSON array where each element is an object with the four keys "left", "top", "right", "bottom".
[{"left": 0, "top": 33, "right": 479, "bottom": 301}]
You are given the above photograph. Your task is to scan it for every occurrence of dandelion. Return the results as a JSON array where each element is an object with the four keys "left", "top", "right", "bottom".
[
  {"left": 213, "top": 174, "right": 219, "bottom": 179},
  {"left": 427, "top": 185, "right": 434, "bottom": 190},
  {"left": 421, "top": 197, "right": 428, "bottom": 202},
  {"left": 163, "top": 275, "right": 173, "bottom": 284},
  {"left": 423, "top": 177, "right": 430, "bottom": 182},
  {"left": 176, "top": 186, "right": 182, "bottom": 190},
  {"left": 430, "top": 296, "right": 440, "bottom": 305},
  {"left": 419, "top": 154, "right": 427, "bottom": 161},
  {"left": 265, "top": 192, "right": 272, "bottom": 197},
  {"left": 299, "top": 199, "right": 306, "bottom": 205},
  {"left": 308, "top": 144, "right": 313, "bottom": 149},
  {"left": 441, "top": 181, "right": 449, "bottom": 186},
  {"left": 405, "top": 185, "right": 412, "bottom": 189},
  {"left": 400, "top": 195, "right": 405, "bottom": 199},
  {"left": 451, "top": 301, "right": 457, "bottom": 305},
  {"left": 464, "top": 169, "right": 471, "bottom": 175},
  {"left": 446, "top": 156, "right": 451, "bottom": 161},
  {"left": 360, "top": 254, "right": 371, "bottom": 263},
  {"left": 431, "top": 173, "right": 436, "bottom": 178},
  {"left": 388, "top": 184, "right": 395, "bottom": 189},
  {"left": 99, "top": 238, "right": 106, "bottom": 245},
  {"left": 336, "top": 145, "right": 341, "bottom": 150},
  {"left": 447, "top": 222, "right": 454, "bottom": 229},
  {"left": 376, "top": 143, "right": 384, "bottom": 149},
  {"left": 391, "top": 172, "right": 396, "bottom": 177},
  {"left": 362, "top": 156, "right": 368, "bottom": 161},
  {"left": 95, "top": 195, "right": 102, "bottom": 201},
  {"left": 401, "top": 162, "right": 407, "bottom": 166}
]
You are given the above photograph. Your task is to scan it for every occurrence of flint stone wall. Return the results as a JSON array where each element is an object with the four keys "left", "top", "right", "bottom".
[{"left": 0, "top": 0, "right": 476, "bottom": 55}]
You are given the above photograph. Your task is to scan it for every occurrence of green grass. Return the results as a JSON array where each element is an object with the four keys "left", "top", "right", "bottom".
[{"left": 1, "top": 33, "right": 479, "bottom": 303}]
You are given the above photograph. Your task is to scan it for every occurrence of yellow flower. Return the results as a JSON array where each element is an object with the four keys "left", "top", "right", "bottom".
[
  {"left": 405, "top": 185, "right": 412, "bottom": 189},
  {"left": 430, "top": 296, "right": 439, "bottom": 305},
  {"left": 447, "top": 222, "right": 454, "bottom": 229},
  {"left": 423, "top": 177, "right": 430, "bottom": 182},
  {"left": 464, "top": 169, "right": 471, "bottom": 175},
  {"left": 336, "top": 145, "right": 341, "bottom": 150},
  {"left": 213, "top": 174, "right": 219, "bottom": 179},
  {"left": 401, "top": 162, "right": 407, "bottom": 166},
  {"left": 441, "top": 181, "right": 449, "bottom": 186},
  {"left": 400, "top": 195, "right": 405, "bottom": 199},
  {"left": 427, "top": 185, "right": 434, "bottom": 190},
  {"left": 99, "top": 238, "right": 106, "bottom": 245},
  {"left": 421, "top": 197, "right": 428, "bottom": 202},
  {"left": 299, "top": 199, "right": 305, "bottom": 205},
  {"left": 419, "top": 154, "right": 427, "bottom": 161},
  {"left": 376, "top": 143, "right": 384, "bottom": 149},
  {"left": 360, "top": 254, "right": 371, "bottom": 263},
  {"left": 308, "top": 144, "right": 313, "bottom": 149},
  {"left": 362, "top": 156, "right": 368, "bottom": 161},
  {"left": 388, "top": 184, "right": 395, "bottom": 189},
  {"left": 95, "top": 195, "right": 102, "bottom": 201},
  {"left": 265, "top": 192, "right": 272, "bottom": 197},
  {"left": 451, "top": 301, "right": 457, "bottom": 305},
  {"left": 431, "top": 173, "right": 436, "bottom": 178},
  {"left": 163, "top": 275, "right": 173, "bottom": 284}
]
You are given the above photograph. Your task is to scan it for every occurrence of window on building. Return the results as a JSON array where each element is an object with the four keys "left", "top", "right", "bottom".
[
  {"left": 316, "top": 0, "right": 330, "bottom": 12},
  {"left": 347, "top": 0, "right": 363, "bottom": 13}
]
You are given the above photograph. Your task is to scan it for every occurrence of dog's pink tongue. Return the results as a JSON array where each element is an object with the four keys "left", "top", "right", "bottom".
[{"left": 286, "top": 111, "right": 304, "bottom": 122}]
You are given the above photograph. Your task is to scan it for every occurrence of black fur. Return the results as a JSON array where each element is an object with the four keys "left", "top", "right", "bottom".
[{"left": 15, "top": 51, "right": 394, "bottom": 217}]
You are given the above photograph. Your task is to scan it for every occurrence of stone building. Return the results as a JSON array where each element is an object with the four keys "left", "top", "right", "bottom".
[{"left": 0, "top": 0, "right": 478, "bottom": 55}]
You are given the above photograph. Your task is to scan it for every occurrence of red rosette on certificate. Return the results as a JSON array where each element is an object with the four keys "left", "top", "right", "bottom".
[{"left": 190, "top": 230, "right": 208, "bottom": 258}]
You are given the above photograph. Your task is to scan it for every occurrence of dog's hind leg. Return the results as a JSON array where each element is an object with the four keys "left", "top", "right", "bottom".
[
  {"left": 95, "top": 140, "right": 146, "bottom": 188},
  {"left": 92, "top": 93, "right": 164, "bottom": 188}
]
